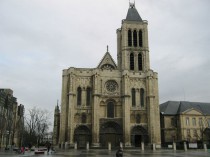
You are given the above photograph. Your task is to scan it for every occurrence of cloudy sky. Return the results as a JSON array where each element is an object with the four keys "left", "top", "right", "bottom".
[{"left": 1, "top": 0, "right": 210, "bottom": 125}]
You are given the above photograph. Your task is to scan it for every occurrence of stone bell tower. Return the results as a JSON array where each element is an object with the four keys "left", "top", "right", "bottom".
[{"left": 117, "top": 3, "right": 161, "bottom": 146}]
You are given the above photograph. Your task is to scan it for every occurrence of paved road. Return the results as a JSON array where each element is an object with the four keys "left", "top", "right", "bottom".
[{"left": 0, "top": 149, "right": 209, "bottom": 157}]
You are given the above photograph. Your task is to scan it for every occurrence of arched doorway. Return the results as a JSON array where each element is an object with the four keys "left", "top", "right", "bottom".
[
  {"left": 74, "top": 125, "right": 91, "bottom": 148},
  {"left": 100, "top": 121, "right": 123, "bottom": 148},
  {"left": 131, "top": 126, "right": 149, "bottom": 147}
]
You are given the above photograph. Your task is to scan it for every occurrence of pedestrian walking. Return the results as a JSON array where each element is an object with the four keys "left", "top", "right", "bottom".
[
  {"left": 47, "top": 142, "right": 51, "bottom": 154},
  {"left": 21, "top": 146, "right": 25, "bottom": 154},
  {"left": 116, "top": 147, "right": 123, "bottom": 157}
]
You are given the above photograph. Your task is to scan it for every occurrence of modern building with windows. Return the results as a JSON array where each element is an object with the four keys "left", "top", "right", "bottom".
[
  {"left": 160, "top": 101, "right": 210, "bottom": 145},
  {"left": 55, "top": 3, "right": 161, "bottom": 148}
]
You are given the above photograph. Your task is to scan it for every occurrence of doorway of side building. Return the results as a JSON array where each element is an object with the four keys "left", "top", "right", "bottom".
[{"left": 74, "top": 125, "right": 91, "bottom": 148}]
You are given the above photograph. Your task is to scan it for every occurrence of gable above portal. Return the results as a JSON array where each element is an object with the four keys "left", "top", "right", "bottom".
[{"left": 97, "top": 52, "right": 117, "bottom": 70}]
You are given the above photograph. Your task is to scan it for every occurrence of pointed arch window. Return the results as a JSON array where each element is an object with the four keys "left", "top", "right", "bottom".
[
  {"left": 77, "top": 87, "right": 82, "bottom": 106},
  {"left": 140, "top": 88, "right": 145, "bottom": 107},
  {"left": 107, "top": 102, "right": 114, "bottom": 118},
  {"left": 81, "top": 113, "right": 87, "bottom": 123},
  {"left": 130, "top": 53, "right": 134, "bottom": 70},
  {"left": 138, "top": 53, "right": 143, "bottom": 71},
  {"left": 139, "top": 30, "right": 143, "bottom": 47},
  {"left": 132, "top": 88, "right": 136, "bottom": 107},
  {"left": 133, "top": 30, "right": 137, "bottom": 47},
  {"left": 128, "top": 30, "right": 132, "bottom": 47},
  {"left": 86, "top": 87, "right": 91, "bottom": 106}
]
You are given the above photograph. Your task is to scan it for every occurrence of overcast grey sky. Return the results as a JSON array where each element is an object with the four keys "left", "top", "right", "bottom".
[{"left": 1, "top": 0, "right": 210, "bottom": 120}]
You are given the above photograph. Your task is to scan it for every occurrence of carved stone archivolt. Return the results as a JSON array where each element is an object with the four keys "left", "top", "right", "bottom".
[{"left": 101, "top": 64, "right": 115, "bottom": 70}]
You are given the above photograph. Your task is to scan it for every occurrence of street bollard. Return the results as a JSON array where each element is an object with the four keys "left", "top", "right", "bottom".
[
  {"left": 153, "top": 143, "right": 156, "bottom": 151},
  {"left": 204, "top": 143, "right": 207, "bottom": 151},
  {"left": 86, "top": 142, "right": 89, "bottom": 150},
  {"left": 173, "top": 142, "right": 176, "bottom": 151},
  {"left": 74, "top": 142, "right": 77, "bottom": 150},
  {"left": 108, "top": 142, "right": 111, "bottom": 151},
  {"left": 184, "top": 142, "right": 187, "bottom": 151},
  {"left": 65, "top": 142, "right": 68, "bottom": 149},
  {"left": 141, "top": 141, "right": 144, "bottom": 151},
  {"left": 120, "top": 142, "right": 123, "bottom": 149}
]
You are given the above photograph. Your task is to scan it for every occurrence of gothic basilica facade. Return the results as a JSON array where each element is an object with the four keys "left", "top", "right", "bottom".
[{"left": 53, "top": 3, "right": 161, "bottom": 148}]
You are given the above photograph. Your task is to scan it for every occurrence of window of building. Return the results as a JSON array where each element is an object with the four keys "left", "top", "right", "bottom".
[
  {"left": 171, "top": 118, "right": 175, "bottom": 127},
  {"left": 140, "top": 88, "right": 144, "bottom": 107},
  {"left": 193, "top": 129, "right": 197, "bottom": 137},
  {"left": 136, "top": 114, "right": 141, "bottom": 123},
  {"left": 86, "top": 87, "right": 91, "bottom": 106},
  {"left": 199, "top": 118, "right": 202, "bottom": 126},
  {"left": 192, "top": 118, "right": 196, "bottom": 126},
  {"left": 132, "top": 88, "right": 136, "bottom": 107},
  {"left": 128, "top": 30, "right": 132, "bottom": 46},
  {"left": 81, "top": 113, "right": 87, "bottom": 123},
  {"left": 130, "top": 53, "right": 134, "bottom": 70},
  {"left": 138, "top": 53, "right": 143, "bottom": 71},
  {"left": 139, "top": 30, "right": 143, "bottom": 47},
  {"left": 133, "top": 30, "right": 137, "bottom": 47},
  {"left": 186, "top": 117, "right": 190, "bottom": 126},
  {"left": 107, "top": 102, "right": 114, "bottom": 118},
  {"left": 77, "top": 87, "right": 82, "bottom": 106},
  {"left": 208, "top": 118, "right": 210, "bottom": 127},
  {"left": 187, "top": 129, "right": 190, "bottom": 137}
]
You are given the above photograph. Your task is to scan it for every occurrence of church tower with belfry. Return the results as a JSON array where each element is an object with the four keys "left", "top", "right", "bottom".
[
  {"left": 54, "top": 2, "right": 161, "bottom": 149},
  {"left": 116, "top": 2, "right": 161, "bottom": 146}
]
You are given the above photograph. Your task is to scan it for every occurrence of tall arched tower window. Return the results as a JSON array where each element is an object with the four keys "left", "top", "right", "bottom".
[
  {"left": 138, "top": 53, "right": 143, "bottom": 71},
  {"left": 133, "top": 30, "right": 137, "bottom": 47},
  {"left": 140, "top": 88, "right": 145, "bottom": 107},
  {"left": 130, "top": 53, "right": 134, "bottom": 70},
  {"left": 86, "top": 87, "right": 91, "bottom": 106},
  {"left": 132, "top": 88, "right": 136, "bottom": 107},
  {"left": 107, "top": 102, "right": 114, "bottom": 118},
  {"left": 77, "top": 87, "right": 82, "bottom": 106},
  {"left": 139, "top": 30, "right": 143, "bottom": 47},
  {"left": 128, "top": 29, "right": 132, "bottom": 47}
]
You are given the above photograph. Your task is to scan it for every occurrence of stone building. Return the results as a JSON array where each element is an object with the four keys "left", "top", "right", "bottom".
[
  {"left": 55, "top": 3, "right": 161, "bottom": 148},
  {"left": 0, "top": 88, "right": 24, "bottom": 148},
  {"left": 160, "top": 101, "right": 210, "bottom": 144}
]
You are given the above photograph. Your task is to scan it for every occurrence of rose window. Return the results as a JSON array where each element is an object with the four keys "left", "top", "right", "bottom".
[{"left": 105, "top": 80, "right": 118, "bottom": 92}]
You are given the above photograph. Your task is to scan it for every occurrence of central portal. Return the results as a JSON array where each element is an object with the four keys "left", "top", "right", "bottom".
[
  {"left": 134, "top": 135, "right": 141, "bottom": 147},
  {"left": 100, "top": 121, "right": 123, "bottom": 148}
]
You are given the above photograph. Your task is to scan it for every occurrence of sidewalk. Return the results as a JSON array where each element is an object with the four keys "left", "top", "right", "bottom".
[{"left": 0, "top": 148, "right": 209, "bottom": 157}]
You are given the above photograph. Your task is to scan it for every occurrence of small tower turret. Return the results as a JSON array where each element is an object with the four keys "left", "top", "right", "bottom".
[{"left": 53, "top": 101, "right": 60, "bottom": 145}]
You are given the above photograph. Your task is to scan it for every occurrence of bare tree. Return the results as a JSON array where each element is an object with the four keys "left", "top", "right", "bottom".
[{"left": 24, "top": 107, "right": 51, "bottom": 146}]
